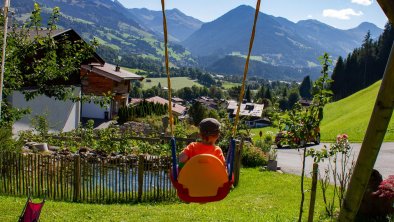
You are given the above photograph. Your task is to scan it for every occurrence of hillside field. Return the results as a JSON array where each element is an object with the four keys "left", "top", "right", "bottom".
[
  {"left": 142, "top": 77, "right": 203, "bottom": 90},
  {"left": 320, "top": 80, "right": 394, "bottom": 142}
]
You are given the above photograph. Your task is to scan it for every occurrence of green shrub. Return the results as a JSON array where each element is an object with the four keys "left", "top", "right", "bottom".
[
  {"left": 254, "top": 131, "right": 274, "bottom": 153},
  {"left": 0, "top": 127, "right": 21, "bottom": 152},
  {"left": 241, "top": 142, "right": 267, "bottom": 167}
]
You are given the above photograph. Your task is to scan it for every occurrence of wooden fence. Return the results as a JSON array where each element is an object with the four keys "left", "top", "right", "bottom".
[
  {"left": 0, "top": 139, "right": 243, "bottom": 204},
  {"left": 0, "top": 152, "right": 176, "bottom": 203}
]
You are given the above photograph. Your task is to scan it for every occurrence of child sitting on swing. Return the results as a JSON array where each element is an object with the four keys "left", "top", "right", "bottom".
[{"left": 179, "top": 118, "right": 225, "bottom": 168}]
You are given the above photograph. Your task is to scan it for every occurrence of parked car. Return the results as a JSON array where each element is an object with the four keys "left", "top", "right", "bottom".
[{"left": 275, "top": 127, "right": 320, "bottom": 148}]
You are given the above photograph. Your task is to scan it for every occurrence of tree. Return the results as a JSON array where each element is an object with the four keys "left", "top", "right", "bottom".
[
  {"left": 331, "top": 56, "right": 345, "bottom": 100},
  {"left": 188, "top": 101, "right": 207, "bottom": 125},
  {"left": 278, "top": 98, "right": 288, "bottom": 111},
  {"left": 277, "top": 53, "right": 333, "bottom": 221},
  {"left": 282, "top": 87, "right": 288, "bottom": 97},
  {"left": 0, "top": 3, "right": 97, "bottom": 126},
  {"left": 330, "top": 23, "right": 393, "bottom": 100},
  {"left": 288, "top": 91, "right": 300, "bottom": 109},
  {"left": 299, "top": 76, "right": 312, "bottom": 99},
  {"left": 245, "top": 86, "right": 251, "bottom": 102},
  {"left": 264, "top": 88, "right": 272, "bottom": 101}
]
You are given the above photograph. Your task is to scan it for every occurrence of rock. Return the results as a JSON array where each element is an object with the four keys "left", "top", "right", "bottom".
[
  {"left": 21, "top": 146, "right": 31, "bottom": 153},
  {"left": 33, "top": 143, "right": 49, "bottom": 152},
  {"left": 59, "top": 148, "right": 71, "bottom": 156},
  {"left": 25, "top": 142, "right": 38, "bottom": 149},
  {"left": 48, "top": 145, "right": 60, "bottom": 151},
  {"left": 78, "top": 147, "right": 92, "bottom": 154}
]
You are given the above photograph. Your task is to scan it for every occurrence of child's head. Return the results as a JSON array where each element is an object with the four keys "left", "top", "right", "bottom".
[{"left": 199, "top": 118, "right": 221, "bottom": 144}]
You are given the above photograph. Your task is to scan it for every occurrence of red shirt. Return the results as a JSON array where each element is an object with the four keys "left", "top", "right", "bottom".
[{"left": 182, "top": 142, "right": 226, "bottom": 165}]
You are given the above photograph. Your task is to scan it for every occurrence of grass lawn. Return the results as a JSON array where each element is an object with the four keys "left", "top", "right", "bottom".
[
  {"left": 249, "top": 126, "right": 278, "bottom": 142},
  {"left": 0, "top": 168, "right": 334, "bottom": 221},
  {"left": 247, "top": 81, "right": 394, "bottom": 144},
  {"left": 320, "top": 80, "right": 394, "bottom": 142},
  {"left": 221, "top": 81, "right": 241, "bottom": 89},
  {"left": 121, "top": 67, "right": 147, "bottom": 76},
  {"left": 142, "top": 77, "right": 203, "bottom": 90}
]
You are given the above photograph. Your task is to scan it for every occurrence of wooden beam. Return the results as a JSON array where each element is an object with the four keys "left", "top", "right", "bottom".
[
  {"left": 338, "top": 0, "right": 394, "bottom": 217},
  {"left": 377, "top": 0, "right": 394, "bottom": 22}
]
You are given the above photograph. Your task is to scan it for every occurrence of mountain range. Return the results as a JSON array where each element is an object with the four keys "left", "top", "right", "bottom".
[
  {"left": 11, "top": 0, "right": 384, "bottom": 80},
  {"left": 127, "top": 8, "right": 203, "bottom": 42},
  {"left": 12, "top": 0, "right": 196, "bottom": 66},
  {"left": 183, "top": 5, "right": 382, "bottom": 68}
]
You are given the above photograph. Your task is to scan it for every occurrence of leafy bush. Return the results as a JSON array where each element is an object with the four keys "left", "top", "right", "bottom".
[
  {"left": 132, "top": 141, "right": 171, "bottom": 156},
  {"left": 118, "top": 101, "right": 168, "bottom": 124},
  {"left": 254, "top": 131, "right": 274, "bottom": 153},
  {"left": 241, "top": 142, "right": 267, "bottom": 167},
  {"left": 0, "top": 127, "right": 22, "bottom": 152}
]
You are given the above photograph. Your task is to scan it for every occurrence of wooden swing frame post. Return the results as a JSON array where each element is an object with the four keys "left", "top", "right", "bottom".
[{"left": 338, "top": 0, "right": 394, "bottom": 220}]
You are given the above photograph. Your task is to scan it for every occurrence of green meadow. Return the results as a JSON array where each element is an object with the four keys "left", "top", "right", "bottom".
[
  {"left": 0, "top": 168, "right": 333, "bottom": 222},
  {"left": 320, "top": 80, "right": 394, "bottom": 142},
  {"left": 142, "top": 77, "right": 203, "bottom": 90}
]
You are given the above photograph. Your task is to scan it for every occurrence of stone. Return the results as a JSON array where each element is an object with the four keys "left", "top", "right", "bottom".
[
  {"left": 25, "top": 142, "right": 38, "bottom": 149},
  {"left": 48, "top": 145, "right": 60, "bottom": 151},
  {"left": 33, "top": 143, "right": 49, "bottom": 152}
]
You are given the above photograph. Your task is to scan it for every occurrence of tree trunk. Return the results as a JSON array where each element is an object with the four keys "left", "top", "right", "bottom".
[{"left": 338, "top": 4, "right": 394, "bottom": 219}]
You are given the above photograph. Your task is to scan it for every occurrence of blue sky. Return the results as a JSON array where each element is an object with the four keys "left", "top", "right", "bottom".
[{"left": 118, "top": 0, "right": 388, "bottom": 30}]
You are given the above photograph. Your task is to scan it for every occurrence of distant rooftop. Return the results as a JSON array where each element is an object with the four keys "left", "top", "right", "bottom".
[
  {"left": 82, "top": 63, "right": 144, "bottom": 82},
  {"left": 146, "top": 96, "right": 187, "bottom": 116},
  {"left": 227, "top": 100, "right": 264, "bottom": 118}
]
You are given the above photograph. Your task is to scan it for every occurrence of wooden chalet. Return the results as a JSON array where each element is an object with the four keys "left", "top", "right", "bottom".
[
  {"left": 80, "top": 63, "right": 144, "bottom": 119},
  {"left": 12, "top": 29, "right": 143, "bottom": 134}
]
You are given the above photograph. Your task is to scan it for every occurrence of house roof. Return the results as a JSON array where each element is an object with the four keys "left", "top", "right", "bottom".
[
  {"left": 227, "top": 100, "right": 238, "bottom": 110},
  {"left": 172, "top": 97, "right": 184, "bottom": 103},
  {"left": 146, "top": 96, "right": 187, "bottom": 116},
  {"left": 227, "top": 101, "right": 264, "bottom": 118},
  {"left": 21, "top": 28, "right": 105, "bottom": 65},
  {"left": 129, "top": 98, "right": 143, "bottom": 104},
  {"left": 81, "top": 63, "right": 144, "bottom": 82},
  {"left": 195, "top": 96, "right": 218, "bottom": 109}
]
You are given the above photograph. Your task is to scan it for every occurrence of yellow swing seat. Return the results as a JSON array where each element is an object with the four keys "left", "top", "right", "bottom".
[{"left": 178, "top": 154, "right": 229, "bottom": 197}]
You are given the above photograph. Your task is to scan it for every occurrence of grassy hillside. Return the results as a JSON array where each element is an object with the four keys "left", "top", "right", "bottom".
[
  {"left": 321, "top": 80, "right": 394, "bottom": 142},
  {"left": 142, "top": 77, "right": 203, "bottom": 90}
]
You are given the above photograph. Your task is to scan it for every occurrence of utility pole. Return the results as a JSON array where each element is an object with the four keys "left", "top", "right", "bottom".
[{"left": 0, "top": 0, "right": 10, "bottom": 119}]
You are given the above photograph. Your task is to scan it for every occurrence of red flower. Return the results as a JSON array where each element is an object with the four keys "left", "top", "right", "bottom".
[{"left": 375, "top": 175, "right": 394, "bottom": 199}]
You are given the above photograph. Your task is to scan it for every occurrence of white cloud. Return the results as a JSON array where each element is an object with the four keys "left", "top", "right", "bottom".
[
  {"left": 307, "top": 15, "right": 313, "bottom": 18},
  {"left": 351, "top": 0, "right": 373, "bottom": 6},
  {"left": 322, "top": 8, "right": 363, "bottom": 20}
]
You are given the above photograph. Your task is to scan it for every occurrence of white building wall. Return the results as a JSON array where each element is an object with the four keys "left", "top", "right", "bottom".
[
  {"left": 81, "top": 100, "right": 109, "bottom": 119},
  {"left": 64, "top": 99, "right": 80, "bottom": 131},
  {"left": 11, "top": 87, "right": 81, "bottom": 134}
]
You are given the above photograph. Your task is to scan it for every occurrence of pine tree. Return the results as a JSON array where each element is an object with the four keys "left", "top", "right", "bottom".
[
  {"left": 188, "top": 102, "right": 207, "bottom": 125},
  {"left": 331, "top": 56, "right": 345, "bottom": 100},
  {"left": 245, "top": 86, "right": 252, "bottom": 102},
  {"left": 264, "top": 88, "right": 272, "bottom": 101},
  {"left": 299, "top": 76, "right": 312, "bottom": 99},
  {"left": 288, "top": 91, "right": 300, "bottom": 109},
  {"left": 282, "top": 87, "right": 287, "bottom": 97},
  {"left": 330, "top": 23, "right": 393, "bottom": 100},
  {"left": 255, "top": 85, "right": 265, "bottom": 101}
]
